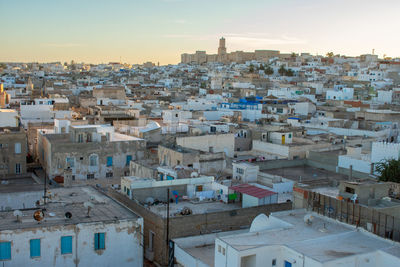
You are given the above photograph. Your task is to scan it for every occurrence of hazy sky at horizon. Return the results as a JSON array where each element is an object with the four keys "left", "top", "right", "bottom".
[{"left": 1, "top": 0, "right": 399, "bottom": 65}]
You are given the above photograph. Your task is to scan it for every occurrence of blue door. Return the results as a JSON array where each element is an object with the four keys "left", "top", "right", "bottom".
[{"left": 284, "top": 261, "right": 292, "bottom": 267}]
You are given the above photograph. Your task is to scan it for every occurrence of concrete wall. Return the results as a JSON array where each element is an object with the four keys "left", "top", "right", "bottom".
[
  {"left": 174, "top": 245, "right": 210, "bottom": 267},
  {"left": 0, "top": 219, "right": 143, "bottom": 267},
  {"left": 177, "top": 134, "right": 235, "bottom": 158},
  {"left": 242, "top": 194, "right": 259, "bottom": 208},
  {"left": 371, "top": 142, "right": 400, "bottom": 163},
  {"left": 0, "top": 190, "right": 43, "bottom": 210},
  {"left": 158, "top": 145, "right": 197, "bottom": 167},
  {"left": 131, "top": 185, "right": 187, "bottom": 203},
  {"left": 129, "top": 161, "right": 157, "bottom": 179},
  {"left": 338, "top": 155, "right": 372, "bottom": 174},
  {"left": 252, "top": 140, "right": 289, "bottom": 158},
  {"left": 0, "top": 110, "right": 18, "bottom": 127},
  {"left": 255, "top": 159, "right": 306, "bottom": 171},
  {"left": 198, "top": 154, "right": 226, "bottom": 174}
]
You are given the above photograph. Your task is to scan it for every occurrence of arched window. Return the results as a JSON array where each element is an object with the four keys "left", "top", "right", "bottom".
[{"left": 89, "top": 154, "right": 98, "bottom": 166}]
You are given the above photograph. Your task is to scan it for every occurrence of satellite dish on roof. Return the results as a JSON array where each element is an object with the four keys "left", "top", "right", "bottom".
[
  {"left": 13, "top": 210, "right": 23, "bottom": 222},
  {"left": 146, "top": 197, "right": 154, "bottom": 205},
  {"left": 350, "top": 194, "right": 358, "bottom": 203},
  {"left": 304, "top": 214, "right": 314, "bottom": 225},
  {"left": 84, "top": 202, "right": 95, "bottom": 217}
]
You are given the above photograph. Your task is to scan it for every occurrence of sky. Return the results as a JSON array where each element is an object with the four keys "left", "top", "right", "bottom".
[{"left": 0, "top": 0, "right": 399, "bottom": 65}]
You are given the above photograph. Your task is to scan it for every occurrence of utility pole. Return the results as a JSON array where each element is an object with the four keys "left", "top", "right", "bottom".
[{"left": 166, "top": 188, "right": 170, "bottom": 265}]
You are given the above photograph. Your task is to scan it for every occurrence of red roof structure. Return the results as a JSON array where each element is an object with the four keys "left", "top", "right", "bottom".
[{"left": 229, "top": 184, "right": 277, "bottom": 199}]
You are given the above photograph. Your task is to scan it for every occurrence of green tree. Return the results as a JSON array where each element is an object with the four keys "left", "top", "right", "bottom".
[
  {"left": 278, "top": 65, "right": 287, "bottom": 76},
  {"left": 375, "top": 159, "right": 400, "bottom": 183},
  {"left": 291, "top": 52, "right": 297, "bottom": 58},
  {"left": 286, "top": 68, "right": 294, "bottom": 77},
  {"left": 264, "top": 65, "right": 274, "bottom": 75},
  {"left": 326, "top": 52, "right": 334, "bottom": 58},
  {"left": 258, "top": 64, "right": 264, "bottom": 70},
  {"left": 200, "top": 82, "right": 207, "bottom": 88},
  {"left": 249, "top": 64, "right": 254, "bottom": 73},
  {"left": 0, "top": 63, "right": 6, "bottom": 69}
]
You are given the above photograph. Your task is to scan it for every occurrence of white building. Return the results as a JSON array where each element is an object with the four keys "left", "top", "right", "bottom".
[
  {"left": 289, "top": 102, "right": 316, "bottom": 116},
  {"left": 162, "top": 109, "right": 192, "bottom": 123},
  {"left": 326, "top": 87, "right": 354, "bottom": 100},
  {"left": 338, "top": 142, "right": 400, "bottom": 175},
  {"left": 176, "top": 133, "right": 235, "bottom": 157},
  {"left": 375, "top": 90, "right": 393, "bottom": 104},
  {"left": 213, "top": 209, "right": 400, "bottom": 267},
  {"left": 0, "top": 109, "right": 18, "bottom": 127},
  {"left": 232, "top": 162, "right": 259, "bottom": 183},
  {"left": 19, "top": 98, "right": 72, "bottom": 127},
  {"left": 0, "top": 186, "right": 143, "bottom": 267}
]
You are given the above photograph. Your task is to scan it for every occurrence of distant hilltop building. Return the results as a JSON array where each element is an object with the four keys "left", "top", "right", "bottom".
[{"left": 181, "top": 37, "right": 280, "bottom": 64}]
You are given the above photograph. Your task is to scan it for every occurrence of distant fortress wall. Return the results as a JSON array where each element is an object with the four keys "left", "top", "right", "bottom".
[{"left": 181, "top": 37, "right": 280, "bottom": 64}]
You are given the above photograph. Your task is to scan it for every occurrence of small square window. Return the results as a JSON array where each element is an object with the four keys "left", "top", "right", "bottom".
[
  {"left": 218, "top": 245, "right": 221, "bottom": 253},
  {"left": 222, "top": 248, "right": 225, "bottom": 255},
  {"left": 272, "top": 259, "right": 277, "bottom": 266}
]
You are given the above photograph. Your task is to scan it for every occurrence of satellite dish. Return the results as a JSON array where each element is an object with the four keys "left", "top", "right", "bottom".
[
  {"left": 65, "top": 212, "right": 72, "bottom": 219},
  {"left": 13, "top": 210, "right": 23, "bottom": 222},
  {"left": 145, "top": 197, "right": 154, "bottom": 205},
  {"left": 84, "top": 202, "right": 95, "bottom": 217},
  {"left": 304, "top": 214, "right": 314, "bottom": 225},
  {"left": 190, "top": 172, "right": 198, "bottom": 178},
  {"left": 33, "top": 210, "right": 44, "bottom": 222},
  {"left": 48, "top": 212, "right": 56, "bottom": 217},
  {"left": 350, "top": 194, "right": 358, "bottom": 203}
]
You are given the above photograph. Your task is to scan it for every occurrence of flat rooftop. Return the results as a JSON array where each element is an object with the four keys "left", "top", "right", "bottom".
[
  {"left": 173, "top": 229, "right": 248, "bottom": 267},
  {"left": 0, "top": 186, "right": 139, "bottom": 231},
  {"left": 263, "top": 165, "right": 348, "bottom": 185},
  {"left": 148, "top": 199, "right": 242, "bottom": 218},
  {"left": 219, "top": 209, "right": 400, "bottom": 262}
]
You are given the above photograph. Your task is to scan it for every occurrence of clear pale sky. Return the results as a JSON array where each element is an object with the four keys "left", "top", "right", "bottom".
[{"left": 0, "top": 0, "right": 399, "bottom": 65}]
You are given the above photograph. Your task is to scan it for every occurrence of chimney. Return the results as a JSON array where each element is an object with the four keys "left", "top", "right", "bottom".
[{"left": 64, "top": 167, "right": 73, "bottom": 187}]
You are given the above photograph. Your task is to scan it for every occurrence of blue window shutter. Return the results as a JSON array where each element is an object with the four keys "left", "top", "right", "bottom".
[
  {"left": 99, "top": 233, "right": 105, "bottom": 249},
  {"left": 126, "top": 155, "right": 132, "bottom": 166},
  {"left": 30, "top": 239, "right": 41, "bottom": 258},
  {"left": 0, "top": 242, "right": 11, "bottom": 260},
  {"left": 94, "top": 233, "right": 99, "bottom": 250},
  {"left": 107, "top": 157, "right": 113, "bottom": 167},
  {"left": 61, "top": 236, "right": 72, "bottom": 254},
  {"left": 95, "top": 233, "right": 105, "bottom": 250}
]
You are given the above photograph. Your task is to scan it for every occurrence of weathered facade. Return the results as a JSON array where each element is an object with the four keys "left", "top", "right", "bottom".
[
  {"left": 0, "top": 186, "right": 143, "bottom": 267},
  {"left": 0, "top": 128, "right": 27, "bottom": 177},
  {"left": 39, "top": 124, "right": 146, "bottom": 180}
]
